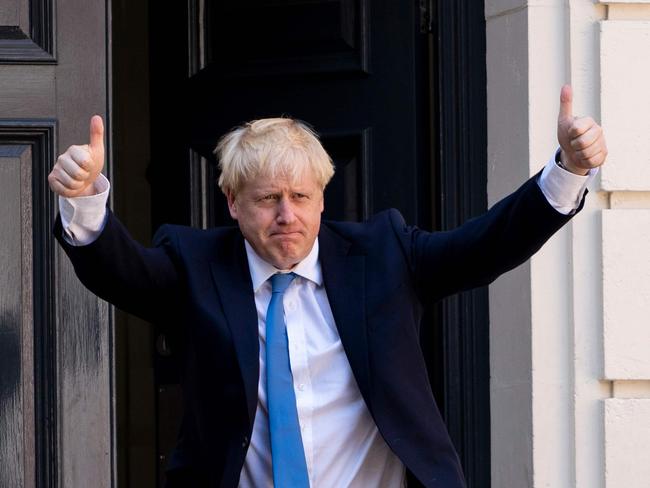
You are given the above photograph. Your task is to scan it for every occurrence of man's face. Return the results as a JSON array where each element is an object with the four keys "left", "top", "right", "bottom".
[{"left": 227, "top": 170, "right": 324, "bottom": 270}]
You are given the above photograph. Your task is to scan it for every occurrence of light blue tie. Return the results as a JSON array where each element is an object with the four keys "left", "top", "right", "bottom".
[{"left": 266, "top": 273, "right": 310, "bottom": 487}]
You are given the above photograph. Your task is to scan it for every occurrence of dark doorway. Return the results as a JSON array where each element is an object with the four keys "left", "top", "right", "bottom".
[{"left": 113, "top": 1, "right": 489, "bottom": 486}]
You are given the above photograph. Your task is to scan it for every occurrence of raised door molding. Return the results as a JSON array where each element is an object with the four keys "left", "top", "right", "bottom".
[{"left": 0, "top": 0, "right": 55, "bottom": 63}]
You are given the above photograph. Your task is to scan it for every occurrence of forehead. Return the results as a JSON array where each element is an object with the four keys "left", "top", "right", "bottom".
[{"left": 241, "top": 169, "right": 321, "bottom": 193}]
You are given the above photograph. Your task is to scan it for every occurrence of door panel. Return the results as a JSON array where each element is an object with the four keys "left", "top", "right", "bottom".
[
  {"left": 0, "top": 141, "right": 36, "bottom": 488},
  {"left": 0, "top": 0, "right": 54, "bottom": 63},
  {"left": 206, "top": 0, "right": 369, "bottom": 75}
]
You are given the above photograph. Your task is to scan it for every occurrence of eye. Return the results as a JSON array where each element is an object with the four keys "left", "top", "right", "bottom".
[
  {"left": 292, "top": 193, "right": 309, "bottom": 200},
  {"left": 259, "top": 194, "right": 279, "bottom": 201}
]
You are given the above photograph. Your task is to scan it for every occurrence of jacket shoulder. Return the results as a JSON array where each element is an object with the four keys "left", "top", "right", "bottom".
[
  {"left": 153, "top": 223, "right": 240, "bottom": 258},
  {"left": 322, "top": 208, "right": 407, "bottom": 243}
]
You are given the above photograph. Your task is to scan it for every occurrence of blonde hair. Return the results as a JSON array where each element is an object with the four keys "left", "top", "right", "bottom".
[{"left": 215, "top": 117, "right": 335, "bottom": 195}]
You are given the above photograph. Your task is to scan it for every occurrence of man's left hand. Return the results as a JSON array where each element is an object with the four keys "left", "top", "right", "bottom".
[{"left": 557, "top": 84, "right": 608, "bottom": 176}]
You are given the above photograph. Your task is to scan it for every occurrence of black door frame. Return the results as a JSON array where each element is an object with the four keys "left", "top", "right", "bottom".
[{"left": 432, "top": 1, "right": 490, "bottom": 486}]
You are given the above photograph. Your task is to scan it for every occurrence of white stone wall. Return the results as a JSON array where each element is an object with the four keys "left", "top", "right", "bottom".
[{"left": 486, "top": 1, "right": 650, "bottom": 487}]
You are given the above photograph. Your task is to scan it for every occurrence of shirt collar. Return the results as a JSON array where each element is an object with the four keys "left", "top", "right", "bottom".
[{"left": 244, "top": 238, "right": 323, "bottom": 292}]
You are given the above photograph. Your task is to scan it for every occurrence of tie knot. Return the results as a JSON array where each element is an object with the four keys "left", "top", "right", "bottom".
[{"left": 270, "top": 272, "right": 296, "bottom": 294}]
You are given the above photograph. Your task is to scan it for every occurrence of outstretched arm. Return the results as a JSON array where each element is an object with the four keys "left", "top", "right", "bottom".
[
  {"left": 50, "top": 116, "right": 180, "bottom": 323},
  {"left": 407, "top": 85, "right": 607, "bottom": 301}
]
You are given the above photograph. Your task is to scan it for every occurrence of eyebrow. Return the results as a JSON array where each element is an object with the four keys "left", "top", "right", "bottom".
[{"left": 251, "top": 186, "right": 312, "bottom": 195}]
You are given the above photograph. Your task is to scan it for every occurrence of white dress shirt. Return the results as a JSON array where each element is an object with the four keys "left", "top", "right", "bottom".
[
  {"left": 58, "top": 152, "right": 597, "bottom": 487},
  {"left": 239, "top": 239, "right": 406, "bottom": 487}
]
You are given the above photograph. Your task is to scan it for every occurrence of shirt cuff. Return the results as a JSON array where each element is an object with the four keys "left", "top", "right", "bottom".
[
  {"left": 537, "top": 149, "right": 598, "bottom": 215},
  {"left": 59, "top": 174, "right": 110, "bottom": 246}
]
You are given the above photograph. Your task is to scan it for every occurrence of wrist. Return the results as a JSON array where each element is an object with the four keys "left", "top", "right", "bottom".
[
  {"left": 557, "top": 149, "right": 589, "bottom": 176},
  {"left": 77, "top": 180, "right": 99, "bottom": 197}
]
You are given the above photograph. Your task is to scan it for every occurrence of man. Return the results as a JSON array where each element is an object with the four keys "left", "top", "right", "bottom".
[{"left": 49, "top": 85, "right": 606, "bottom": 487}]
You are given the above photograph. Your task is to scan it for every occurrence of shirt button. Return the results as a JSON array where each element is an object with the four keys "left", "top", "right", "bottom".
[{"left": 298, "top": 383, "right": 305, "bottom": 391}]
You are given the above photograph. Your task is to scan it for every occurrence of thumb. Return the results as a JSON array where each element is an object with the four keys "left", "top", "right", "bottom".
[
  {"left": 89, "top": 115, "right": 105, "bottom": 153},
  {"left": 558, "top": 84, "right": 573, "bottom": 122}
]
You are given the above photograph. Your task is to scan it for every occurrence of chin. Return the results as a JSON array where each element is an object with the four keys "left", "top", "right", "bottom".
[
  {"left": 273, "top": 249, "right": 306, "bottom": 269},
  {"left": 276, "top": 255, "right": 301, "bottom": 269}
]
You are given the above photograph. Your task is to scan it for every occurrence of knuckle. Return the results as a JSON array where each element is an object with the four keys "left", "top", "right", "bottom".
[
  {"left": 77, "top": 157, "right": 93, "bottom": 170},
  {"left": 71, "top": 167, "right": 88, "bottom": 181},
  {"left": 68, "top": 179, "right": 82, "bottom": 189},
  {"left": 64, "top": 186, "right": 79, "bottom": 197},
  {"left": 587, "top": 155, "right": 600, "bottom": 166}
]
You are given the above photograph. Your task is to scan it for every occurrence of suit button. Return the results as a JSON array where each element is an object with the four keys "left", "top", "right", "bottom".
[{"left": 242, "top": 436, "right": 249, "bottom": 448}]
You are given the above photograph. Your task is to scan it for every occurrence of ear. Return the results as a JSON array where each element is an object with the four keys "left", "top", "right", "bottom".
[{"left": 227, "top": 191, "right": 238, "bottom": 220}]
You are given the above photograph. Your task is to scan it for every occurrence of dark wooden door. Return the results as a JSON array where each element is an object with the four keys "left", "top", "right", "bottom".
[
  {"left": 150, "top": 1, "right": 432, "bottom": 230},
  {"left": 0, "top": 0, "right": 112, "bottom": 486},
  {"left": 148, "top": 1, "right": 489, "bottom": 486}
]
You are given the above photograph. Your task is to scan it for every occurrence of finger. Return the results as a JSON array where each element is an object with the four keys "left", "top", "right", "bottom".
[
  {"left": 51, "top": 165, "right": 86, "bottom": 190},
  {"left": 89, "top": 115, "right": 104, "bottom": 152},
  {"left": 581, "top": 150, "right": 606, "bottom": 168},
  {"left": 48, "top": 173, "right": 66, "bottom": 194},
  {"left": 571, "top": 125, "right": 603, "bottom": 152},
  {"left": 558, "top": 84, "right": 573, "bottom": 122},
  {"left": 575, "top": 142, "right": 603, "bottom": 161},
  {"left": 568, "top": 116, "right": 596, "bottom": 139},
  {"left": 48, "top": 174, "right": 82, "bottom": 197},
  {"left": 67, "top": 145, "right": 94, "bottom": 172},
  {"left": 58, "top": 152, "right": 91, "bottom": 180}
]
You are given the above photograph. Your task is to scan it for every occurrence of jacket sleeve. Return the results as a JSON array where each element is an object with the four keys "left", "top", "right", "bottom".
[
  {"left": 392, "top": 174, "right": 583, "bottom": 302},
  {"left": 54, "top": 208, "right": 182, "bottom": 323}
]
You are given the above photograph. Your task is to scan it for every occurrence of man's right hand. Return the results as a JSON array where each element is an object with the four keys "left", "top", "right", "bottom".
[{"left": 48, "top": 115, "right": 105, "bottom": 197}]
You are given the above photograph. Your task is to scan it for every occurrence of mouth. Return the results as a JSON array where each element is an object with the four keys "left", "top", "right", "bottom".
[{"left": 270, "top": 231, "right": 303, "bottom": 237}]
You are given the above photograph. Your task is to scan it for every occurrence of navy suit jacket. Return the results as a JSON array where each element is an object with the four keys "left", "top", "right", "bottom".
[{"left": 55, "top": 174, "right": 580, "bottom": 487}]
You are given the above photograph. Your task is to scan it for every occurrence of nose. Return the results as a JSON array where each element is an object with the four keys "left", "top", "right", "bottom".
[{"left": 276, "top": 197, "right": 296, "bottom": 224}]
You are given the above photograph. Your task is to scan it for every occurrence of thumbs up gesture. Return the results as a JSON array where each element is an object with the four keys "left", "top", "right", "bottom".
[
  {"left": 557, "top": 85, "right": 608, "bottom": 175},
  {"left": 48, "top": 115, "right": 105, "bottom": 197}
]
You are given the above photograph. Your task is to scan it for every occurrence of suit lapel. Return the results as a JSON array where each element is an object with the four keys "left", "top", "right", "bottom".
[
  {"left": 209, "top": 233, "right": 259, "bottom": 426},
  {"left": 319, "top": 225, "right": 371, "bottom": 403}
]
